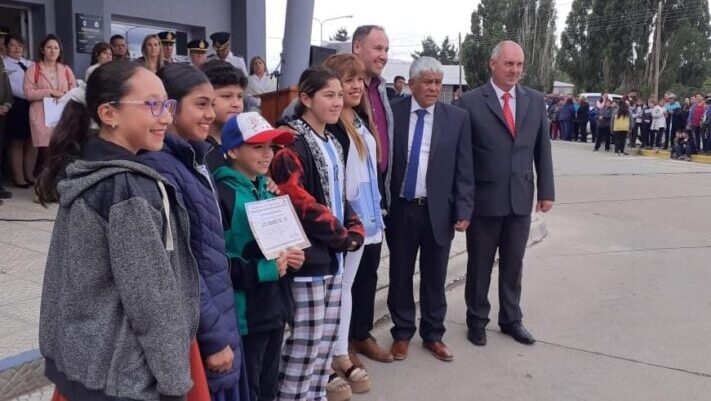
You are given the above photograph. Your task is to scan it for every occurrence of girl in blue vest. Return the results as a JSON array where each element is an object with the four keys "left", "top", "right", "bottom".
[{"left": 139, "top": 63, "right": 249, "bottom": 401}]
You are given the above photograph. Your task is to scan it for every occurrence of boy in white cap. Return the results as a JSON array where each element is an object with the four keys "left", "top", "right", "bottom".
[{"left": 214, "top": 112, "right": 304, "bottom": 401}]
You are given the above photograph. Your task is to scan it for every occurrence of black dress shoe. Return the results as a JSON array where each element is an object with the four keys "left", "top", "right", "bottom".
[
  {"left": 467, "top": 328, "right": 487, "bottom": 346},
  {"left": 500, "top": 324, "right": 535, "bottom": 345},
  {"left": 0, "top": 186, "right": 11, "bottom": 199}
]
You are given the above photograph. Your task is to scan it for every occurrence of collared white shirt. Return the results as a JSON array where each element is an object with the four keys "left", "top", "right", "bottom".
[
  {"left": 490, "top": 79, "right": 516, "bottom": 123},
  {"left": 226, "top": 52, "right": 248, "bottom": 76},
  {"left": 4, "top": 57, "right": 32, "bottom": 99},
  {"left": 401, "top": 97, "right": 435, "bottom": 199},
  {"left": 247, "top": 73, "right": 276, "bottom": 96}
]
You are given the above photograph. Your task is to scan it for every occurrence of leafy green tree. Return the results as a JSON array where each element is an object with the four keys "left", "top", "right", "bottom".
[
  {"left": 412, "top": 35, "right": 441, "bottom": 60},
  {"left": 558, "top": 0, "right": 710, "bottom": 94},
  {"left": 460, "top": 0, "right": 558, "bottom": 91},
  {"left": 438, "top": 36, "right": 458, "bottom": 65},
  {"left": 329, "top": 27, "right": 350, "bottom": 42}
]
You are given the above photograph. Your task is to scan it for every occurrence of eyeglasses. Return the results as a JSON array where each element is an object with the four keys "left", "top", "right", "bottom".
[{"left": 107, "top": 99, "right": 177, "bottom": 117}]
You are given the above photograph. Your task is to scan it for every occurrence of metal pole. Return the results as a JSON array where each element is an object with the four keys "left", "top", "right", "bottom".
[
  {"left": 458, "top": 32, "right": 462, "bottom": 90},
  {"left": 654, "top": 0, "right": 662, "bottom": 99}
]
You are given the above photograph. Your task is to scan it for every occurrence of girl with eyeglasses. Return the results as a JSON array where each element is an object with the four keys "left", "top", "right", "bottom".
[
  {"left": 36, "top": 61, "right": 207, "bottom": 400},
  {"left": 139, "top": 63, "right": 250, "bottom": 401}
]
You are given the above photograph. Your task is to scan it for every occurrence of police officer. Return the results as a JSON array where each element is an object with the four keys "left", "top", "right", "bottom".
[
  {"left": 187, "top": 38, "right": 209, "bottom": 67},
  {"left": 208, "top": 32, "right": 247, "bottom": 75},
  {"left": 157, "top": 31, "right": 178, "bottom": 64}
]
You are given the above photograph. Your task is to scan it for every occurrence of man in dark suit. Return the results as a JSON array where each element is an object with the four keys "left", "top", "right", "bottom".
[
  {"left": 459, "top": 41, "right": 555, "bottom": 346},
  {"left": 386, "top": 56, "right": 474, "bottom": 362}
]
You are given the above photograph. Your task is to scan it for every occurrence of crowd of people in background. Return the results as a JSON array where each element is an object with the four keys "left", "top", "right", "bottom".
[
  {"left": 0, "top": 23, "right": 556, "bottom": 401},
  {"left": 0, "top": 26, "right": 279, "bottom": 205},
  {"left": 546, "top": 90, "right": 711, "bottom": 160}
]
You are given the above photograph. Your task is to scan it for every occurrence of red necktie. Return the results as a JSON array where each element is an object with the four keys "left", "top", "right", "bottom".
[{"left": 502, "top": 93, "right": 516, "bottom": 138}]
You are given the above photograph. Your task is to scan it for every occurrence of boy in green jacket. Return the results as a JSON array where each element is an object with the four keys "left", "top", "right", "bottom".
[{"left": 215, "top": 112, "right": 304, "bottom": 401}]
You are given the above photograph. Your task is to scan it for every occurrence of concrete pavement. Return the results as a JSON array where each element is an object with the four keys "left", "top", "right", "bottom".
[
  {"left": 0, "top": 179, "right": 546, "bottom": 400},
  {"left": 362, "top": 141, "right": 711, "bottom": 400},
  {"left": 5, "top": 140, "right": 711, "bottom": 400}
]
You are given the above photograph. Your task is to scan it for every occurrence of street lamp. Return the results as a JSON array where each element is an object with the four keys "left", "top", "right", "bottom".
[{"left": 313, "top": 15, "right": 353, "bottom": 44}]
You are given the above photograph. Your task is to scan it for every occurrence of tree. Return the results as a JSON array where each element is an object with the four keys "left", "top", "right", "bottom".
[
  {"left": 558, "top": 0, "right": 710, "bottom": 95},
  {"left": 329, "top": 27, "right": 350, "bottom": 42},
  {"left": 438, "top": 36, "right": 458, "bottom": 65},
  {"left": 460, "top": 0, "right": 558, "bottom": 91},
  {"left": 411, "top": 35, "right": 459, "bottom": 64},
  {"left": 412, "top": 35, "right": 441, "bottom": 60}
]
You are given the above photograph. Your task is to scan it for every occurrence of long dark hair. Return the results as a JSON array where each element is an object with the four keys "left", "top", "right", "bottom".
[
  {"left": 37, "top": 34, "right": 63, "bottom": 64},
  {"left": 157, "top": 63, "right": 210, "bottom": 111},
  {"left": 616, "top": 100, "right": 630, "bottom": 118},
  {"left": 36, "top": 61, "right": 144, "bottom": 205},
  {"left": 294, "top": 67, "right": 339, "bottom": 117}
]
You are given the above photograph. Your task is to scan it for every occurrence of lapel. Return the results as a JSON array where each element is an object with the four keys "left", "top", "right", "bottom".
[
  {"left": 395, "top": 97, "right": 411, "bottom": 175},
  {"left": 515, "top": 85, "right": 529, "bottom": 139},
  {"left": 427, "top": 102, "right": 442, "bottom": 168},
  {"left": 483, "top": 82, "right": 510, "bottom": 135}
]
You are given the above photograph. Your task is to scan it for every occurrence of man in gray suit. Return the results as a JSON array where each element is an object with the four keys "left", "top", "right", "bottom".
[
  {"left": 460, "top": 41, "right": 555, "bottom": 346},
  {"left": 386, "top": 56, "right": 474, "bottom": 362}
]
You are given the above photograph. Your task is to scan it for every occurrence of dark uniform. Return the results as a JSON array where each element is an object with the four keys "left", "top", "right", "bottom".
[
  {"left": 157, "top": 31, "right": 178, "bottom": 64},
  {"left": 208, "top": 32, "right": 248, "bottom": 75},
  {"left": 187, "top": 38, "right": 209, "bottom": 67}
]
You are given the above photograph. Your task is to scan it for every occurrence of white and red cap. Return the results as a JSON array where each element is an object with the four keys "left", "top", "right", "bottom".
[{"left": 221, "top": 112, "right": 294, "bottom": 153}]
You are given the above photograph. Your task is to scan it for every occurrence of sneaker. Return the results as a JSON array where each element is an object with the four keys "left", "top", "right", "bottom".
[{"left": 0, "top": 186, "right": 11, "bottom": 199}]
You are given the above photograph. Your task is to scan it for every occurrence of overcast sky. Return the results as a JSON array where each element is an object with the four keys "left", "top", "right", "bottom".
[{"left": 264, "top": 0, "right": 574, "bottom": 69}]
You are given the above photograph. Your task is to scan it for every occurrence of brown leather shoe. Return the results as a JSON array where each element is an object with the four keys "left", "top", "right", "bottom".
[
  {"left": 390, "top": 340, "right": 409, "bottom": 361},
  {"left": 351, "top": 338, "right": 394, "bottom": 363},
  {"left": 423, "top": 341, "right": 454, "bottom": 362}
]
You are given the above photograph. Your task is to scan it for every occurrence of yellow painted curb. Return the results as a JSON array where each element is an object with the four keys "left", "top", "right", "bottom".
[{"left": 636, "top": 148, "right": 711, "bottom": 164}]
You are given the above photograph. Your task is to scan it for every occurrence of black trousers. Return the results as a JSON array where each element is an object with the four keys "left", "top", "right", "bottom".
[
  {"left": 386, "top": 199, "right": 451, "bottom": 342},
  {"left": 243, "top": 326, "right": 285, "bottom": 401},
  {"left": 465, "top": 214, "right": 531, "bottom": 330},
  {"left": 578, "top": 120, "right": 588, "bottom": 142},
  {"left": 0, "top": 118, "right": 5, "bottom": 186},
  {"left": 639, "top": 122, "right": 652, "bottom": 147},
  {"left": 595, "top": 126, "right": 611, "bottom": 150},
  {"left": 613, "top": 131, "right": 627, "bottom": 153},
  {"left": 349, "top": 242, "right": 383, "bottom": 341}
]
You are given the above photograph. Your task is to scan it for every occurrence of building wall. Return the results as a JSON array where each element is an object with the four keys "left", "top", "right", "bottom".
[{"left": 0, "top": 0, "right": 265, "bottom": 78}]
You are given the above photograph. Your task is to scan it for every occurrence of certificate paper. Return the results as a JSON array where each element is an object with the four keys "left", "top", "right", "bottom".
[
  {"left": 43, "top": 97, "right": 67, "bottom": 128},
  {"left": 245, "top": 195, "right": 310, "bottom": 260}
]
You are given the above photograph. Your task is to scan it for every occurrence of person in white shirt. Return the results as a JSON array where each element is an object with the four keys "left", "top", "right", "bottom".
[
  {"left": 245, "top": 56, "right": 276, "bottom": 112},
  {"left": 84, "top": 42, "right": 113, "bottom": 81},
  {"left": 3, "top": 34, "right": 34, "bottom": 188},
  {"left": 246, "top": 56, "right": 276, "bottom": 96},
  {"left": 208, "top": 32, "right": 248, "bottom": 75}
]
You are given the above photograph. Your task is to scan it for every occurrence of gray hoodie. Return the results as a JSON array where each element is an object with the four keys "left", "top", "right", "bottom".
[{"left": 39, "top": 155, "right": 200, "bottom": 401}]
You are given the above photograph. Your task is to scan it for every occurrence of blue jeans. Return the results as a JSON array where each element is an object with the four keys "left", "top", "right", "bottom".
[{"left": 559, "top": 120, "right": 573, "bottom": 140}]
